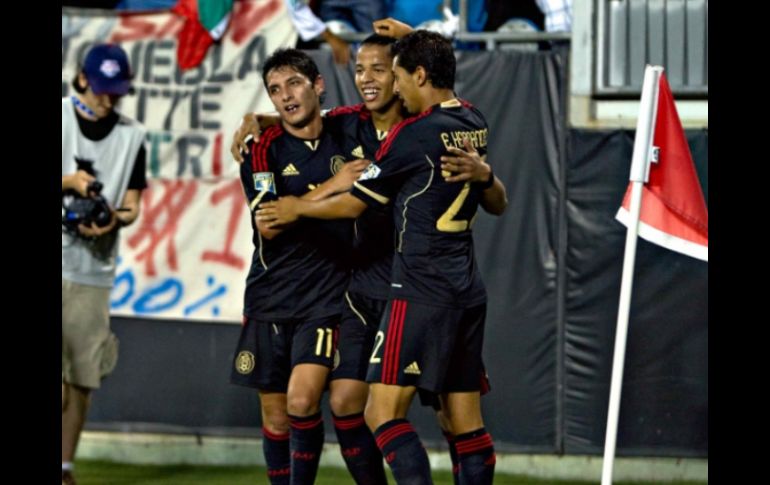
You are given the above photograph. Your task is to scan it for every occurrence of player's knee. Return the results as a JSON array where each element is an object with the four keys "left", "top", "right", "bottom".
[
  {"left": 262, "top": 416, "right": 289, "bottom": 434},
  {"left": 329, "top": 390, "right": 366, "bottom": 417},
  {"left": 287, "top": 394, "right": 320, "bottom": 417},
  {"left": 262, "top": 410, "right": 290, "bottom": 434},
  {"left": 364, "top": 400, "right": 391, "bottom": 432}
]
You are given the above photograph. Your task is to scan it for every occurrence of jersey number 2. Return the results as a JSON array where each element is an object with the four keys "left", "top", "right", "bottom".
[{"left": 437, "top": 182, "right": 474, "bottom": 232}]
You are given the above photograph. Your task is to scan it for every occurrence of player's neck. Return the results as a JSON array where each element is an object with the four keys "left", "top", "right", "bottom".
[
  {"left": 372, "top": 99, "right": 403, "bottom": 131},
  {"left": 416, "top": 88, "right": 455, "bottom": 113},
  {"left": 281, "top": 114, "right": 323, "bottom": 140}
]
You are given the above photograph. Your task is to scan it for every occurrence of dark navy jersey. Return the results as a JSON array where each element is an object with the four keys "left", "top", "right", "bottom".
[
  {"left": 240, "top": 121, "right": 352, "bottom": 322},
  {"left": 350, "top": 99, "right": 488, "bottom": 308},
  {"left": 327, "top": 104, "right": 394, "bottom": 300}
]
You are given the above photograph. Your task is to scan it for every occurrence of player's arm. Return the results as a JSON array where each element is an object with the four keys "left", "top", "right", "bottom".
[
  {"left": 239, "top": 147, "right": 284, "bottom": 240},
  {"left": 230, "top": 112, "right": 280, "bottom": 162},
  {"left": 373, "top": 18, "right": 413, "bottom": 39},
  {"left": 300, "top": 159, "right": 370, "bottom": 201},
  {"left": 256, "top": 158, "right": 373, "bottom": 225},
  {"left": 257, "top": 191, "right": 367, "bottom": 228},
  {"left": 440, "top": 138, "right": 508, "bottom": 215}
]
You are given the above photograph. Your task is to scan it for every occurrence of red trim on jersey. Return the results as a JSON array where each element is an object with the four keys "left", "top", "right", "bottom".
[
  {"left": 375, "top": 108, "right": 432, "bottom": 161},
  {"left": 327, "top": 103, "right": 371, "bottom": 121},
  {"left": 459, "top": 98, "right": 474, "bottom": 109},
  {"left": 251, "top": 125, "right": 283, "bottom": 173},
  {"left": 327, "top": 103, "right": 365, "bottom": 117},
  {"left": 375, "top": 422, "right": 415, "bottom": 449}
]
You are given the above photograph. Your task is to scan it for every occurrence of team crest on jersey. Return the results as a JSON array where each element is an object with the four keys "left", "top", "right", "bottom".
[
  {"left": 330, "top": 155, "right": 346, "bottom": 174},
  {"left": 351, "top": 145, "right": 364, "bottom": 159},
  {"left": 253, "top": 172, "right": 277, "bottom": 194},
  {"left": 235, "top": 351, "right": 256, "bottom": 374},
  {"left": 358, "top": 163, "right": 381, "bottom": 181}
]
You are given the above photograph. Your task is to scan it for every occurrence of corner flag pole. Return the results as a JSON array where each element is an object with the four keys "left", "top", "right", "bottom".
[{"left": 600, "top": 65, "right": 664, "bottom": 485}]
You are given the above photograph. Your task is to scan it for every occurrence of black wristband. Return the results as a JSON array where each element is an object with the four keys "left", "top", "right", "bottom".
[{"left": 478, "top": 168, "right": 495, "bottom": 190}]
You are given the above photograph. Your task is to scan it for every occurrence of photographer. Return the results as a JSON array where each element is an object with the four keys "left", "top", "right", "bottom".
[{"left": 61, "top": 43, "right": 146, "bottom": 485}]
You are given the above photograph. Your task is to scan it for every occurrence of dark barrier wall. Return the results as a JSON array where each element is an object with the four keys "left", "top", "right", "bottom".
[
  {"left": 564, "top": 130, "right": 708, "bottom": 456},
  {"left": 88, "top": 49, "right": 708, "bottom": 457}
]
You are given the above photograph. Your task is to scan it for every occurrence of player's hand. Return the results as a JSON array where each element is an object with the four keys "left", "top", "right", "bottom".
[
  {"left": 373, "top": 18, "right": 413, "bottom": 39},
  {"left": 78, "top": 210, "right": 118, "bottom": 238},
  {"left": 257, "top": 196, "right": 301, "bottom": 228},
  {"left": 330, "top": 159, "right": 370, "bottom": 191},
  {"left": 230, "top": 113, "right": 261, "bottom": 163},
  {"left": 440, "top": 137, "right": 492, "bottom": 184}
]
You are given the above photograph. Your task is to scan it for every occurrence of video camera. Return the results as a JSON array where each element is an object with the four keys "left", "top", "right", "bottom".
[{"left": 62, "top": 158, "right": 112, "bottom": 237}]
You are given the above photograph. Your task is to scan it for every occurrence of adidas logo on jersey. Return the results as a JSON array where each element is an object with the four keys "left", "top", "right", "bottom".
[
  {"left": 282, "top": 164, "right": 300, "bottom": 176},
  {"left": 404, "top": 361, "right": 421, "bottom": 375},
  {"left": 351, "top": 145, "right": 364, "bottom": 158}
]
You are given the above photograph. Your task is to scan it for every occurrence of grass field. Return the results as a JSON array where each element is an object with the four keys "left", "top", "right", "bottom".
[{"left": 72, "top": 460, "right": 707, "bottom": 485}]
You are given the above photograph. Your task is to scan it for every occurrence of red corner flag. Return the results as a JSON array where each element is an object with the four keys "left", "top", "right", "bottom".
[{"left": 615, "top": 74, "right": 708, "bottom": 262}]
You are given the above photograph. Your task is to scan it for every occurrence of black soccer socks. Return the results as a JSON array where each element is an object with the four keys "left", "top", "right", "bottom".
[
  {"left": 374, "top": 418, "right": 433, "bottom": 485},
  {"left": 262, "top": 426, "right": 290, "bottom": 484},
  {"left": 455, "top": 428, "right": 495, "bottom": 485},
  {"left": 288, "top": 412, "right": 324, "bottom": 485},
  {"left": 333, "top": 412, "right": 388, "bottom": 485},
  {"left": 442, "top": 430, "right": 461, "bottom": 485}
]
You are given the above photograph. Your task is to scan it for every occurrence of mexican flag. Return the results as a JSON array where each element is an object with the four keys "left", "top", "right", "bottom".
[{"left": 173, "top": 0, "right": 234, "bottom": 69}]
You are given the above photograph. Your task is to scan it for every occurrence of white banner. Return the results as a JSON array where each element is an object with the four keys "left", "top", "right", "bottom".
[{"left": 62, "top": 1, "right": 297, "bottom": 322}]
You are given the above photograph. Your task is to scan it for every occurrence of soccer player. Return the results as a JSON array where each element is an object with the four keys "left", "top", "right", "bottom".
[
  {"left": 257, "top": 31, "right": 507, "bottom": 484},
  {"left": 230, "top": 48, "right": 366, "bottom": 485},
  {"left": 233, "top": 32, "right": 501, "bottom": 484}
]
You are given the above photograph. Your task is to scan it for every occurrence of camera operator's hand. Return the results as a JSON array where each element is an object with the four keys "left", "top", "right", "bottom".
[
  {"left": 62, "top": 170, "right": 96, "bottom": 197},
  {"left": 78, "top": 210, "right": 118, "bottom": 239}
]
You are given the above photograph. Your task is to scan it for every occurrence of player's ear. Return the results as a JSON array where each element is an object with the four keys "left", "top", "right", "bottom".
[
  {"left": 414, "top": 66, "right": 427, "bottom": 87},
  {"left": 313, "top": 74, "right": 326, "bottom": 97}
]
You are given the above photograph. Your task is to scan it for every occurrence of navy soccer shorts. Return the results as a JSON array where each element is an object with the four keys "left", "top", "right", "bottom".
[
  {"left": 330, "top": 291, "right": 386, "bottom": 382},
  {"left": 366, "top": 299, "right": 487, "bottom": 394},
  {"left": 231, "top": 315, "right": 340, "bottom": 392}
]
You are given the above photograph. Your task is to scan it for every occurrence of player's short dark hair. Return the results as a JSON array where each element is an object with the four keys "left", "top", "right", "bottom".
[
  {"left": 392, "top": 30, "right": 455, "bottom": 89},
  {"left": 360, "top": 33, "right": 397, "bottom": 52},
  {"left": 262, "top": 48, "right": 320, "bottom": 87}
]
